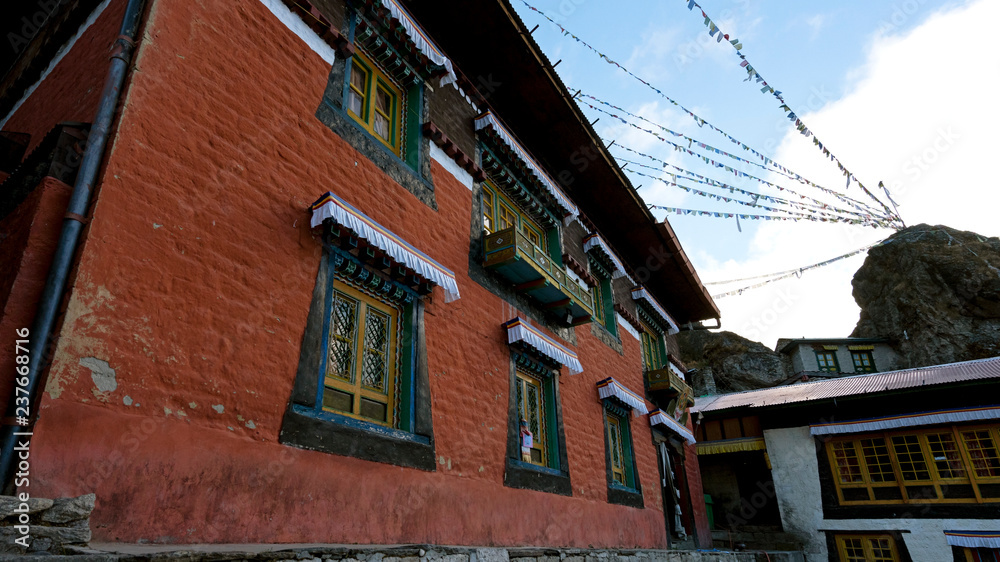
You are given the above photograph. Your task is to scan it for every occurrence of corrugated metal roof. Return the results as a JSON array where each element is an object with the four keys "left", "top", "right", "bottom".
[{"left": 692, "top": 356, "right": 1000, "bottom": 414}]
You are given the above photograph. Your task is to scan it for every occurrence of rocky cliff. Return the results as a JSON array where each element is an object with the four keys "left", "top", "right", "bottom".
[
  {"left": 677, "top": 330, "right": 792, "bottom": 395},
  {"left": 851, "top": 224, "right": 1000, "bottom": 368}
]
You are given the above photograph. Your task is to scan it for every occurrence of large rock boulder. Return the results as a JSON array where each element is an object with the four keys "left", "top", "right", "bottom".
[
  {"left": 677, "top": 330, "right": 791, "bottom": 395},
  {"left": 852, "top": 224, "right": 1000, "bottom": 368}
]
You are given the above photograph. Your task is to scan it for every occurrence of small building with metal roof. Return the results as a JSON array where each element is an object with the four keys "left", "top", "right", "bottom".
[{"left": 690, "top": 356, "right": 1000, "bottom": 560}]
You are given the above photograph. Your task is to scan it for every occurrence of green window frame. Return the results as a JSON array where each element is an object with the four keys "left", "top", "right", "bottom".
[
  {"left": 640, "top": 319, "right": 667, "bottom": 372},
  {"left": 482, "top": 182, "right": 548, "bottom": 251},
  {"left": 816, "top": 350, "right": 840, "bottom": 372},
  {"left": 834, "top": 534, "right": 900, "bottom": 562},
  {"left": 603, "top": 401, "right": 638, "bottom": 491},
  {"left": 346, "top": 51, "right": 404, "bottom": 156},
  {"left": 852, "top": 350, "right": 877, "bottom": 373},
  {"left": 588, "top": 260, "right": 617, "bottom": 338},
  {"left": 515, "top": 370, "right": 558, "bottom": 468}
]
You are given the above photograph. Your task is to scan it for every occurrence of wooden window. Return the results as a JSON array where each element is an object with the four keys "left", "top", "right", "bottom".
[
  {"left": 482, "top": 189, "right": 495, "bottom": 234},
  {"left": 852, "top": 350, "right": 877, "bottom": 373},
  {"left": 516, "top": 371, "right": 549, "bottom": 466},
  {"left": 481, "top": 182, "right": 547, "bottom": 251},
  {"left": 323, "top": 281, "right": 399, "bottom": 426},
  {"left": 641, "top": 320, "right": 667, "bottom": 371},
  {"left": 605, "top": 406, "right": 636, "bottom": 488},
  {"left": 962, "top": 547, "right": 1000, "bottom": 562},
  {"left": 607, "top": 413, "right": 627, "bottom": 484},
  {"left": 816, "top": 350, "right": 840, "bottom": 372},
  {"left": 346, "top": 51, "right": 403, "bottom": 155},
  {"left": 835, "top": 534, "right": 900, "bottom": 562},
  {"left": 826, "top": 425, "right": 1000, "bottom": 505}
]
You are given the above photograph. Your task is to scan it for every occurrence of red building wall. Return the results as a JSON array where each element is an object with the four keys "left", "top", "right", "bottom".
[{"left": 10, "top": 0, "right": 679, "bottom": 547}]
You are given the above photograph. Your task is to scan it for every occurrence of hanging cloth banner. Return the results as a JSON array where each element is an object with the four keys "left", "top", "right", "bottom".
[
  {"left": 379, "top": 0, "right": 457, "bottom": 86},
  {"left": 582, "top": 233, "right": 627, "bottom": 278},
  {"left": 944, "top": 532, "right": 1000, "bottom": 549},
  {"left": 309, "top": 192, "right": 460, "bottom": 302},
  {"left": 649, "top": 409, "right": 696, "bottom": 444},
  {"left": 810, "top": 406, "right": 1000, "bottom": 436},
  {"left": 597, "top": 377, "right": 649, "bottom": 416},
  {"left": 474, "top": 110, "right": 580, "bottom": 224},
  {"left": 696, "top": 437, "right": 766, "bottom": 455},
  {"left": 504, "top": 317, "right": 583, "bottom": 374},
  {"left": 631, "top": 287, "right": 679, "bottom": 334}
]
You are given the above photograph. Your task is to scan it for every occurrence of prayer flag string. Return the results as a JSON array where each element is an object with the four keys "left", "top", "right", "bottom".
[{"left": 681, "top": 0, "right": 902, "bottom": 225}]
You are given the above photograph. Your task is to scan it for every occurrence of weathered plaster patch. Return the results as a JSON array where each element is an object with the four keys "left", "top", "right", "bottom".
[
  {"left": 123, "top": 396, "right": 133, "bottom": 406},
  {"left": 212, "top": 404, "right": 224, "bottom": 413},
  {"left": 245, "top": 420, "right": 256, "bottom": 429},
  {"left": 45, "top": 276, "right": 116, "bottom": 399},
  {"left": 80, "top": 357, "right": 117, "bottom": 393},
  {"left": 188, "top": 402, "right": 197, "bottom": 408}
]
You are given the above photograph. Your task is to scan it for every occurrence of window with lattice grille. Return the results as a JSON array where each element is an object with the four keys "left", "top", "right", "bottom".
[
  {"left": 826, "top": 425, "right": 1000, "bottom": 505},
  {"left": 834, "top": 534, "right": 900, "bottom": 562}
]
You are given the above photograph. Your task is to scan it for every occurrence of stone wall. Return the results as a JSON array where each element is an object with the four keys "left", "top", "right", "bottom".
[
  {"left": 62, "top": 545, "right": 805, "bottom": 562},
  {"left": 0, "top": 493, "right": 94, "bottom": 555}
]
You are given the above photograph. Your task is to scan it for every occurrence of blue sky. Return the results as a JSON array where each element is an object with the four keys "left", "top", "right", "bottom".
[{"left": 512, "top": 0, "right": 999, "bottom": 347}]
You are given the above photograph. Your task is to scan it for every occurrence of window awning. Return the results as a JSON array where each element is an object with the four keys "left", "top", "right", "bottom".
[
  {"left": 696, "top": 437, "right": 766, "bottom": 456},
  {"left": 848, "top": 345, "right": 875, "bottom": 351},
  {"left": 379, "top": 0, "right": 456, "bottom": 86},
  {"left": 597, "top": 377, "right": 648, "bottom": 416},
  {"left": 810, "top": 406, "right": 1000, "bottom": 436},
  {"left": 631, "top": 287, "right": 679, "bottom": 334},
  {"left": 945, "top": 531, "right": 1000, "bottom": 549},
  {"left": 309, "top": 192, "right": 460, "bottom": 302},
  {"left": 474, "top": 111, "right": 579, "bottom": 224},
  {"left": 582, "top": 234, "right": 627, "bottom": 279},
  {"left": 649, "top": 409, "right": 695, "bottom": 444},
  {"left": 504, "top": 317, "right": 582, "bottom": 374}
]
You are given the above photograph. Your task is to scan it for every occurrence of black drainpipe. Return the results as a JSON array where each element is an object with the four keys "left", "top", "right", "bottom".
[{"left": 0, "top": 0, "right": 147, "bottom": 490}]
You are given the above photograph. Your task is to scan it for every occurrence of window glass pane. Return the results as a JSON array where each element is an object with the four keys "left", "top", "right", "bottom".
[
  {"left": 329, "top": 291, "right": 360, "bottom": 382},
  {"left": 361, "top": 308, "right": 390, "bottom": 392},
  {"left": 608, "top": 414, "right": 625, "bottom": 484},
  {"left": 517, "top": 372, "right": 547, "bottom": 466},
  {"left": 860, "top": 438, "right": 896, "bottom": 482},
  {"left": 868, "top": 537, "right": 896, "bottom": 562},
  {"left": 483, "top": 189, "right": 495, "bottom": 233},
  {"left": 832, "top": 442, "right": 864, "bottom": 483},
  {"left": 891, "top": 435, "right": 930, "bottom": 481},
  {"left": 373, "top": 112, "right": 390, "bottom": 141},
  {"left": 925, "top": 433, "right": 966, "bottom": 478},
  {"left": 499, "top": 204, "right": 516, "bottom": 230},
  {"left": 839, "top": 537, "right": 866, "bottom": 562},
  {"left": 962, "top": 430, "right": 1000, "bottom": 477},
  {"left": 348, "top": 63, "right": 367, "bottom": 117},
  {"left": 375, "top": 85, "right": 391, "bottom": 114}
]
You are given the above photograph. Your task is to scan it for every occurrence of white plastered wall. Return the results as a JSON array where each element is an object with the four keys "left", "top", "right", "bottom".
[{"left": 764, "top": 426, "right": 1000, "bottom": 562}]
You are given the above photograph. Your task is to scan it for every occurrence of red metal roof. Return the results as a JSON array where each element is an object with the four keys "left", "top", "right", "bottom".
[{"left": 692, "top": 356, "right": 1000, "bottom": 413}]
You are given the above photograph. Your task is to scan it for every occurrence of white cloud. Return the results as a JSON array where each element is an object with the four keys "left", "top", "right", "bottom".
[{"left": 691, "top": 0, "right": 1000, "bottom": 349}]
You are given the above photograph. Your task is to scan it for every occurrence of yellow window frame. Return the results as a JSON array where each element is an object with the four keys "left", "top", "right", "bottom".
[
  {"left": 640, "top": 319, "right": 666, "bottom": 372},
  {"left": 346, "top": 51, "right": 403, "bottom": 156},
  {"left": 323, "top": 281, "right": 399, "bottom": 427},
  {"left": 835, "top": 534, "right": 900, "bottom": 562},
  {"left": 482, "top": 182, "right": 546, "bottom": 250},
  {"left": 826, "top": 424, "right": 1000, "bottom": 505},
  {"left": 962, "top": 547, "right": 1000, "bottom": 562},
  {"left": 607, "top": 412, "right": 626, "bottom": 484},
  {"left": 516, "top": 370, "right": 548, "bottom": 466}
]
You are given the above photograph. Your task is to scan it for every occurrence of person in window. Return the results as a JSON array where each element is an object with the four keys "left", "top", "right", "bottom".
[{"left": 519, "top": 418, "right": 533, "bottom": 462}]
